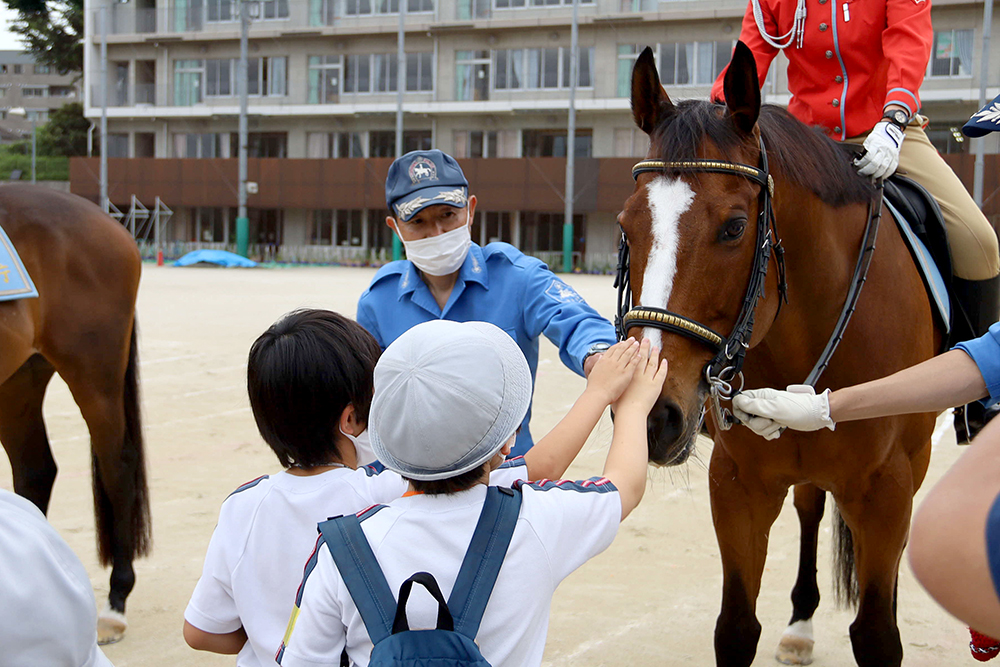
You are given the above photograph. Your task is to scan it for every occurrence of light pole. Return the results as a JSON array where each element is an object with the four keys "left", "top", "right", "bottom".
[
  {"left": 974, "top": 0, "right": 994, "bottom": 207},
  {"left": 100, "top": 0, "right": 108, "bottom": 211},
  {"left": 237, "top": 0, "right": 260, "bottom": 258},
  {"left": 392, "top": 0, "right": 406, "bottom": 262},
  {"left": 9, "top": 107, "right": 35, "bottom": 183},
  {"left": 562, "top": 0, "right": 579, "bottom": 273}
]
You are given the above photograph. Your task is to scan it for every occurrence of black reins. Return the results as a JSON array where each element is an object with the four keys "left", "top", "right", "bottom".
[{"left": 614, "top": 133, "right": 883, "bottom": 431}]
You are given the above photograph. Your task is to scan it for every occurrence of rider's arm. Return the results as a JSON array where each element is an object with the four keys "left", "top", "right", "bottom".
[
  {"left": 909, "top": 417, "right": 1000, "bottom": 637},
  {"left": 827, "top": 349, "right": 988, "bottom": 423},
  {"left": 881, "top": 0, "right": 933, "bottom": 117},
  {"left": 710, "top": 0, "right": 779, "bottom": 103}
]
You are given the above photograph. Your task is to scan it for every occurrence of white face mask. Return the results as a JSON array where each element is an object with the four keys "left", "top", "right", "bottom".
[
  {"left": 340, "top": 427, "right": 377, "bottom": 467},
  {"left": 398, "top": 214, "right": 472, "bottom": 277}
]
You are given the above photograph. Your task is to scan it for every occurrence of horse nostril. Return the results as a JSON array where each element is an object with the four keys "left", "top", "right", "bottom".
[{"left": 647, "top": 400, "right": 685, "bottom": 453}]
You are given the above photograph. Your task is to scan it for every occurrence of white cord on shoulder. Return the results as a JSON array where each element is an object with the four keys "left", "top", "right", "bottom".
[{"left": 752, "top": 0, "right": 807, "bottom": 50}]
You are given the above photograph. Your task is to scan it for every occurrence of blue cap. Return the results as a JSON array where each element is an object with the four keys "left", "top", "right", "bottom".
[
  {"left": 385, "top": 150, "right": 469, "bottom": 222},
  {"left": 963, "top": 94, "right": 1000, "bottom": 137}
]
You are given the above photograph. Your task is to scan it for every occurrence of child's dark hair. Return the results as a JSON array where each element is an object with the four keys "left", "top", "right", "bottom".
[
  {"left": 404, "top": 466, "right": 488, "bottom": 495},
  {"left": 247, "top": 309, "right": 381, "bottom": 468}
]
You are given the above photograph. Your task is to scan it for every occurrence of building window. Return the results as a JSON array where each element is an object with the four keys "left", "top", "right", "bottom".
[
  {"left": 193, "top": 207, "right": 227, "bottom": 242},
  {"left": 494, "top": 0, "right": 592, "bottom": 8},
  {"left": 471, "top": 211, "right": 513, "bottom": 245},
  {"left": 0, "top": 88, "right": 7, "bottom": 98},
  {"left": 261, "top": 0, "right": 290, "bottom": 19},
  {"left": 493, "top": 47, "right": 593, "bottom": 90},
  {"left": 520, "top": 212, "right": 584, "bottom": 253},
  {"left": 50, "top": 86, "right": 75, "bottom": 98},
  {"left": 522, "top": 129, "right": 591, "bottom": 157},
  {"left": 456, "top": 50, "right": 490, "bottom": 101},
  {"left": 344, "top": 0, "right": 433, "bottom": 15},
  {"left": 206, "top": 0, "right": 235, "bottom": 22},
  {"left": 107, "top": 133, "right": 129, "bottom": 158},
  {"left": 613, "top": 127, "right": 648, "bottom": 158},
  {"left": 22, "top": 86, "right": 47, "bottom": 97},
  {"left": 229, "top": 132, "right": 288, "bottom": 157},
  {"left": 173, "top": 133, "right": 230, "bottom": 158},
  {"left": 25, "top": 109, "right": 47, "bottom": 122},
  {"left": 33, "top": 64, "right": 51, "bottom": 75},
  {"left": 344, "top": 53, "right": 433, "bottom": 93},
  {"left": 660, "top": 41, "right": 732, "bottom": 86},
  {"left": 617, "top": 44, "right": 644, "bottom": 97},
  {"left": 369, "top": 130, "right": 431, "bottom": 157},
  {"left": 12, "top": 64, "right": 21, "bottom": 74},
  {"left": 308, "top": 55, "right": 342, "bottom": 103},
  {"left": 928, "top": 29, "right": 973, "bottom": 78},
  {"left": 308, "top": 209, "right": 365, "bottom": 245},
  {"left": 926, "top": 127, "right": 968, "bottom": 154},
  {"left": 306, "top": 131, "right": 365, "bottom": 157},
  {"left": 174, "top": 59, "right": 204, "bottom": 106},
  {"left": 206, "top": 59, "right": 233, "bottom": 97},
  {"left": 309, "top": 0, "right": 337, "bottom": 25},
  {"left": 248, "top": 57, "right": 288, "bottom": 97}
]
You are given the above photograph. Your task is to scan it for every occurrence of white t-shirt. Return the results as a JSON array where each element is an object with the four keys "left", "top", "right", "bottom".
[
  {"left": 184, "top": 460, "right": 528, "bottom": 667},
  {"left": 277, "top": 477, "right": 621, "bottom": 667}
]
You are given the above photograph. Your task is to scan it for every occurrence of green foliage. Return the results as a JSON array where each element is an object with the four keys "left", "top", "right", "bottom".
[
  {"left": 0, "top": 149, "right": 69, "bottom": 180},
  {"left": 5, "top": 0, "right": 83, "bottom": 75},
  {"left": 36, "top": 102, "right": 89, "bottom": 156}
]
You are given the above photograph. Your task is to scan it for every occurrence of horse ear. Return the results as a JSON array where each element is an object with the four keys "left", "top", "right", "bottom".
[
  {"left": 631, "top": 46, "right": 675, "bottom": 135},
  {"left": 723, "top": 41, "right": 761, "bottom": 135}
]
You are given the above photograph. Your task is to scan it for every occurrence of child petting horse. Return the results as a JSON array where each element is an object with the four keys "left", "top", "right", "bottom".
[{"left": 183, "top": 309, "right": 641, "bottom": 666}]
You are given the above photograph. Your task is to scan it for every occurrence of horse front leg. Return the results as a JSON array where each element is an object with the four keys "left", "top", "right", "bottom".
[
  {"left": 776, "top": 483, "right": 826, "bottom": 665},
  {"left": 710, "top": 443, "right": 786, "bottom": 667},
  {"left": 837, "top": 455, "right": 914, "bottom": 667}
]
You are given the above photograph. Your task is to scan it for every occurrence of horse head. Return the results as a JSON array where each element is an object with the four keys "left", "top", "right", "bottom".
[{"left": 621, "top": 42, "right": 782, "bottom": 465}]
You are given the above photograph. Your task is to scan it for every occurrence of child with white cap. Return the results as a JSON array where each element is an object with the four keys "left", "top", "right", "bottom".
[
  {"left": 276, "top": 319, "right": 666, "bottom": 667},
  {"left": 0, "top": 487, "right": 115, "bottom": 667},
  {"left": 183, "top": 310, "right": 639, "bottom": 666}
]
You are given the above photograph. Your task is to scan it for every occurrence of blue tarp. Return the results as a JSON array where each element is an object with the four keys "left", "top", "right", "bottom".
[{"left": 174, "top": 250, "right": 258, "bottom": 268}]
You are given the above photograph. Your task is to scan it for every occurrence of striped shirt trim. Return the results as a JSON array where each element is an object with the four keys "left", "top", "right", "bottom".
[
  {"left": 362, "top": 461, "right": 386, "bottom": 476},
  {"left": 498, "top": 455, "right": 527, "bottom": 469},
  {"left": 226, "top": 474, "right": 268, "bottom": 499},
  {"left": 278, "top": 533, "right": 325, "bottom": 663},
  {"left": 357, "top": 504, "right": 389, "bottom": 521},
  {"left": 515, "top": 476, "right": 617, "bottom": 493}
]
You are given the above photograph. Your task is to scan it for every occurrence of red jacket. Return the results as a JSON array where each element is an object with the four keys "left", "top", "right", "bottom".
[{"left": 711, "top": 0, "right": 932, "bottom": 140}]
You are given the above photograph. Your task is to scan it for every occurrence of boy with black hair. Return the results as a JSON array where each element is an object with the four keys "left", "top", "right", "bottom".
[
  {"left": 276, "top": 319, "right": 666, "bottom": 667},
  {"left": 183, "top": 309, "right": 639, "bottom": 666}
]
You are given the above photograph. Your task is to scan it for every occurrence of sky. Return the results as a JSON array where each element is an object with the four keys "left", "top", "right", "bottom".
[{"left": 0, "top": 6, "right": 24, "bottom": 52}]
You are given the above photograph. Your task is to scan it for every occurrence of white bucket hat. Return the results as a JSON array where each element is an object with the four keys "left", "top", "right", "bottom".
[
  {"left": 370, "top": 320, "right": 532, "bottom": 481},
  {"left": 0, "top": 489, "right": 115, "bottom": 667}
]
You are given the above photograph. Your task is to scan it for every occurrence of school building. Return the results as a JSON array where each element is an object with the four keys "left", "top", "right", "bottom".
[{"left": 71, "top": 0, "right": 1000, "bottom": 269}]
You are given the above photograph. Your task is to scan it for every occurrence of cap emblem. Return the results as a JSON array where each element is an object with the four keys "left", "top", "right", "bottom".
[{"left": 408, "top": 157, "right": 438, "bottom": 184}]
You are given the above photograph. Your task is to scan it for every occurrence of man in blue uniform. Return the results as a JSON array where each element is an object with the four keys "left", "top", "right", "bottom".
[{"left": 357, "top": 150, "right": 617, "bottom": 457}]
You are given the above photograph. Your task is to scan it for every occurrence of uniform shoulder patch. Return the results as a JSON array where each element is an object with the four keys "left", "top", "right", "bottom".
[{"left": 545, "top": 278, "right": 583, "bottom": 303}]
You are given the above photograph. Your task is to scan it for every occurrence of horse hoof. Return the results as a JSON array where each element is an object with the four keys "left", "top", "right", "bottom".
[
  {"left": 775, "top": 635, "right": 814, "bottom": 665},
  {"left": 97, "top": 603, "right": 128, "bottom": 645}
]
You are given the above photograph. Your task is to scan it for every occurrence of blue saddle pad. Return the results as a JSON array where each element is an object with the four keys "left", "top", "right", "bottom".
[
  {"left": 883, "top": 199, "right": 950, "bottom": 334},
  {"left": 0, "top": 224, "right": 38, "bottom": 302}
]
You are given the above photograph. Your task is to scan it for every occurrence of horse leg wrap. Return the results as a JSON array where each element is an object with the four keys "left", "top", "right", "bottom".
[{"left": 970, "top": 628, "right": 1000, "bottom": 661}]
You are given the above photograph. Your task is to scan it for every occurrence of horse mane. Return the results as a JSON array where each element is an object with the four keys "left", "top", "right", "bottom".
[{"left": 649, "top": 100, "right": 875, "bottom": 207}]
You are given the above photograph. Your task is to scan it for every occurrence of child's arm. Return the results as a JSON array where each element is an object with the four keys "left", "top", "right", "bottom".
[
  {"left": 183, "top": 620, "right": 248, "bottom": 654},
  {"left": 523, "top": 339, "right": 640, "bottom": 481},
  {"left": 602, "top": 339, "right": 667, "bottom": 521}
]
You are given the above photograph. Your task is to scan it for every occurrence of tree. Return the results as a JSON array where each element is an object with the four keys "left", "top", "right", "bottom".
[
  {"left": 6, "top": 0, "right": 83, "bottom": 75},
  {"left": 36, "top": 102, "right": 90, "bottom": 156}
]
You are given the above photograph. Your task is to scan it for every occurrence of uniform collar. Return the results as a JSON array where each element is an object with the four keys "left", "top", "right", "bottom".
[{"left": 396, "top": 243, "right": 490, "bottom": 301}]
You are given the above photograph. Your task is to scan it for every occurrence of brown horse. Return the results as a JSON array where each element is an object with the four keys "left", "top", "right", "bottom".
[
  {"left": 0, "top": 184, "right": 149, "bottom": 644},
  {"left": 619, "top": 44, "right": 940, "bottom": 666}
]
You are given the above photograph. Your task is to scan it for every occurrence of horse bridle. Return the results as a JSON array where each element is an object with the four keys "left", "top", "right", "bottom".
[{"left": 614, "top": 135, "right": 788, "bottom": 430}]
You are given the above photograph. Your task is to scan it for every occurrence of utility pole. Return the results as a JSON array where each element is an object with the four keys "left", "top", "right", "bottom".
[
  {"left": 562, "top": 0, "right": 579, "bottom": 273},
  {"left": 392, "top": 0, "right": 406, "bottom": 261},
  {"left": 236, "top": 0, "right": 253, "bottom": 257},
  {"left": 100, "top": 2, "right": 108, "bottom": 211},
  {"left": 975, "top": 0, "right": 994, "bottom": 207}
]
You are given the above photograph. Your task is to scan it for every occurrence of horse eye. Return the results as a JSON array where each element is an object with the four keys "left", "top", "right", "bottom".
[{"left": 723, "top": 218, "right": 746, "bottom": 240}]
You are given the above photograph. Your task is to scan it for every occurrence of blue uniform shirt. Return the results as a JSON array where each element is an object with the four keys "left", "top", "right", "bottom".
[
  {"left": 357, "top": 242, "right": 617, "bottom": 457},
  {"left": 954, "top": 321, "right": 1000, "bottom": 408}
]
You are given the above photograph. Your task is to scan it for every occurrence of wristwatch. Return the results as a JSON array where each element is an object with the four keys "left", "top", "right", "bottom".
[
  {"left": 583, "top": 342, "right": 611, "bottom": 364},
  {"left": 883, "top": 109, "right": 910, "bottom": 132}
]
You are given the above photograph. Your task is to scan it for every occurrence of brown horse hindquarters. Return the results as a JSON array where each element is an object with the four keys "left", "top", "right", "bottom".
[{"left": 0, "top": 185, "right": 147, "bottom": 643}]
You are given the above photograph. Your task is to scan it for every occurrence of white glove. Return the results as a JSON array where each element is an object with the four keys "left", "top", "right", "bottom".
[
  {"left": 854, "top": 120, "right": 904, "bottom": 180},
  {"left": 732, "top": 385, "right": 835, "bottom": 440}
]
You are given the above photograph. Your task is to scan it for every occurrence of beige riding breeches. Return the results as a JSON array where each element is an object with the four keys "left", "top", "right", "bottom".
[{"left": 845, "top": 118, "right": 1000, "bottom": 280}]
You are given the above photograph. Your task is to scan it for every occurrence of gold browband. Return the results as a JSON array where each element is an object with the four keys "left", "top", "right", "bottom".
[
  {"left": 631, "top": 159, "right": 774, "bottom": 197},
  {"left": 621, "top": 307, "right": 724, "bottom": 348}
]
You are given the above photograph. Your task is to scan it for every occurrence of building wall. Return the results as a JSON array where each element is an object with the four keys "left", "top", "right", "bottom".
[{"left": 0, "top": 51, "right": 81, "bottom": 142}]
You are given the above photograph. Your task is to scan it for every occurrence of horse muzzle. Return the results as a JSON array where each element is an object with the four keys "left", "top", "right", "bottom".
[{"left": 646, "top": 396, "right": 701, "bottom": 466}]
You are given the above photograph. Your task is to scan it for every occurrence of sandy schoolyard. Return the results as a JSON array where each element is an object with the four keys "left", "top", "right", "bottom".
[{"left": 0, "top": 265, "right": 972, "bottom": 666}]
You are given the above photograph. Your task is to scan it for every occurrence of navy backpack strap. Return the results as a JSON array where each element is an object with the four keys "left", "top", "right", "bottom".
[
  {"left": 318, "top": 513, "right": 396, "bottom": 645},
  {"left": 448, "top": 485, "right": 523, "bottom": 639}
]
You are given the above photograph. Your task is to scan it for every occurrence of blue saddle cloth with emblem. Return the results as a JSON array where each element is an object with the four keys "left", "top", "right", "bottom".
[{"left": 0, "top": 224, "right": 38, "bottom": 302}]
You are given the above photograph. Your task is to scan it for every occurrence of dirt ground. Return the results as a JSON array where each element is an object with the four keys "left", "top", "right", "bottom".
[{"left": 0, "top": 265, "right": 974, "bottom": 666}]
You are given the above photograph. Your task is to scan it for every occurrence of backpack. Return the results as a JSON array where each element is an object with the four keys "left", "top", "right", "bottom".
[{"left": 319, "top": 485, "right": 523, "bottom": 667}]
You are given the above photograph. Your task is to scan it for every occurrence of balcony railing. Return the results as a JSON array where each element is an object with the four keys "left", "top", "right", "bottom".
[{"left": 91, "top": 83, "right": 158, "bottom": 106}]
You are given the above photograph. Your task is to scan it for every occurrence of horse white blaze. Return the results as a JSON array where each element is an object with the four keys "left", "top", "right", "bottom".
[{"left": 640, "top": 177, "right": 695, "bottom": 347}]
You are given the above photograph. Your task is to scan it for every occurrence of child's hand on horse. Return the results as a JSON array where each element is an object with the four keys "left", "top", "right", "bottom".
[
  {"left": 584, "top": 339, "right": 641, "bottom": 405},
  {"left": 614, "top": 340, "right": 669, "bottom": 417}
]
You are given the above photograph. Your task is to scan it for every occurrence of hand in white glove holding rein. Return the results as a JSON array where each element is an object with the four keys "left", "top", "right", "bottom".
[
  {"left": 854, "top": 120, "right": 904, "bottom": 181},
  {"left": 732, "top": 385, "right": 836, "bottom": 440}
]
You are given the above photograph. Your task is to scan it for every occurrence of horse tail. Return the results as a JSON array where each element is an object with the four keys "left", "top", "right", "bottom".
[
  {"left": 832, "top": 504, "right": 859, "bottom": 609},
  {"left": 93, "top": 318, "right": 152, "bottom": 565}
]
